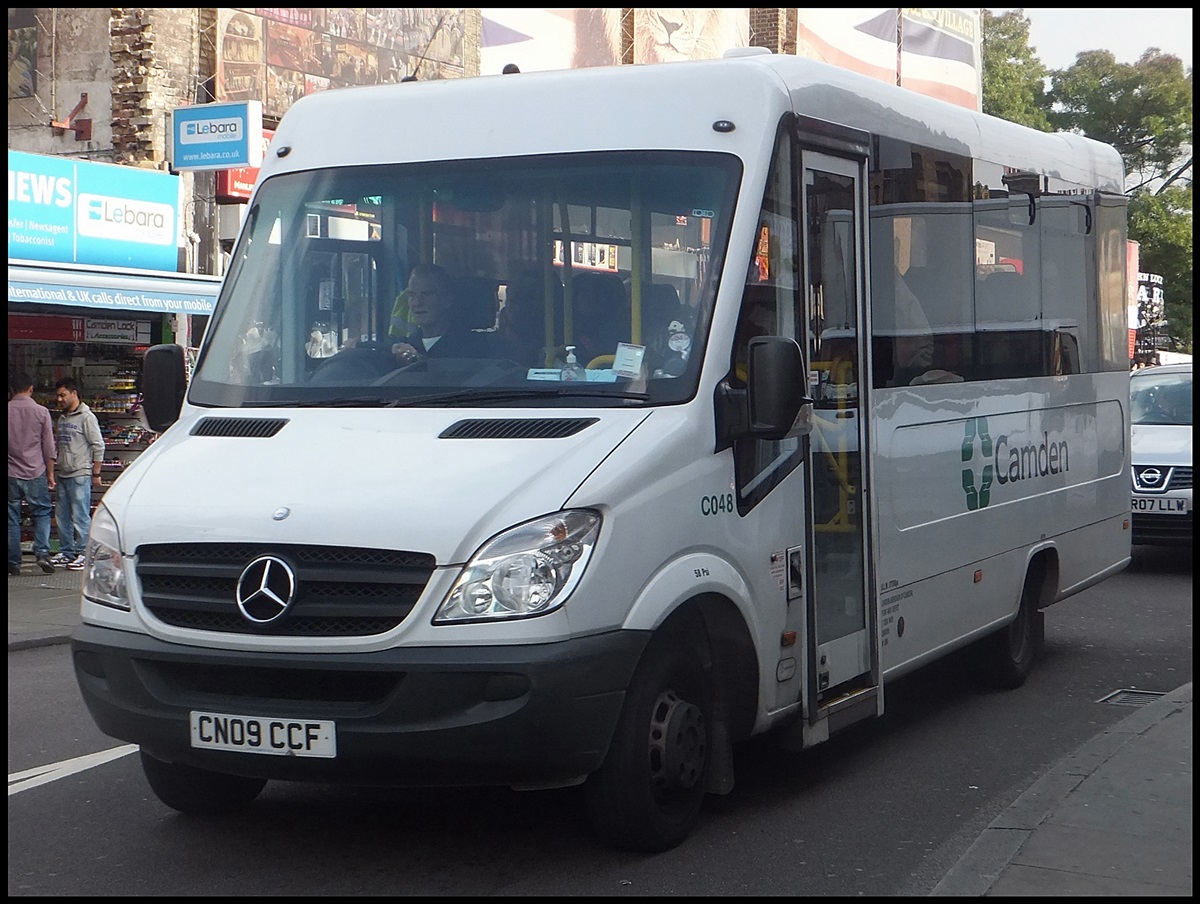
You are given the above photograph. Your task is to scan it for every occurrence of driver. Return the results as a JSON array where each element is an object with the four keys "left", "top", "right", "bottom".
[{"left": 389, "top": 263, "right": 508, "bottom": 363}]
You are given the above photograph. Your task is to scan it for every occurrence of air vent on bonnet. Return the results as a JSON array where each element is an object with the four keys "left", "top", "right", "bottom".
[
  {"left": 190, "top": 417, "right": 289, "bottom": 438},
  {"left": 440, "top": 417, "right": 598, "bottom": 439}
]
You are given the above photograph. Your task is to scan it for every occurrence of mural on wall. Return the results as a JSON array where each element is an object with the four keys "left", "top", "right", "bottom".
[
  {"left": 7, "top": 8, "right": 38, "bottom": 100},
  {"left": 629, "top": 9, "right": 747, "bottom": 64},
  {"left": 218, "top": 8, "right": 466, "bottom": 119},
  {"left": 796, "top": 8, "right": 982, "bottom": 111},
  {"left": 481, "top": 8, "right": 747, "bottom": 74}
]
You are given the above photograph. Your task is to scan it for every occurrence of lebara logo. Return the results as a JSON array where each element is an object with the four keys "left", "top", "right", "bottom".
[
  {"left": 961, "top": 417, "right": 994, "bottom": 511},
  {"left": 77, "top": 193, "right": 175, "bottom": 246},
  {"left": 180, "top": 117, "right": 243, "bottom": 145}
]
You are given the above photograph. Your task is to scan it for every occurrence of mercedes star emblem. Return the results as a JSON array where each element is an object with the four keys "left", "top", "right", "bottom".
[{"left": 236, "top": 555, "right": 297, "bottom": 624}]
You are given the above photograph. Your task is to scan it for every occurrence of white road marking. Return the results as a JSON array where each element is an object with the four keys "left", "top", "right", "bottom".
[{"left": 8, "top": 744, "right": 138, "bottom": 796}]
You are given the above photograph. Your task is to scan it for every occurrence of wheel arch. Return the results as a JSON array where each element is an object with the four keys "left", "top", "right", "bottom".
[
  {"left": 654, "top": 593, "right": 760, "bottom": 746},
  {"left": 1024, "top": 544, "right": 1060, "bottom": 611}
]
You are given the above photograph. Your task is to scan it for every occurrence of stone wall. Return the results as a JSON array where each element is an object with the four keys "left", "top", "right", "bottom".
[{"left": 7, "top": 8, "right": 114, "bottom": 159}]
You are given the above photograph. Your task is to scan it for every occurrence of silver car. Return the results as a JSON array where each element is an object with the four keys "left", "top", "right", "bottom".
[{"left": 1130, "top": 362, "right": 1193, "bottom": 546}]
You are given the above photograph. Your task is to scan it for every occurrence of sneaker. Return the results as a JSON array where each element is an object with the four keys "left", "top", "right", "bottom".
[
  {"left": 36, "top": 556, "right": 56, "bottom": 574},
  {"left": 67, "top": 555, "right": 87, "bottom": 571},
  {"left": 8, "top": 565, "right": 20, "bottom": 577},
  {"left": 49, "top": 552, "right": 73, "bottom": 565}
]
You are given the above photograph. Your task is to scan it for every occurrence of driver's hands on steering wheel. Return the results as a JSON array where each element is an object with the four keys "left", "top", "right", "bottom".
[{"left": 391, "top": 342, "right": 421, "bottom": 365}]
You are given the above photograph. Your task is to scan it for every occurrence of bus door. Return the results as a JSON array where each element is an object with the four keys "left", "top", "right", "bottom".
[{"left": 800, "top": 147, "right": 879, "bottom": 722}]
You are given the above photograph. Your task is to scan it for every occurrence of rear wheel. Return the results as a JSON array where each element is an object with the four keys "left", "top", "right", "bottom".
[
  {"left": 981, "top": 570, "right": 1044, "bottom": 689},
  {"left": 584, "top": 631, "right": 712, "bottom": 852},
  {"left": 140, "top": 751, "right": 266, "bottom": 816}
]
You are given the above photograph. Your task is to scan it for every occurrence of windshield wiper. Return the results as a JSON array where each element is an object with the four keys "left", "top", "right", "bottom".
[
  {"left": 294, "top": 396, "right": 397, "bottom": 408},
  {"left": 386, "top": 387, "right": 649, "bottom": 407}
]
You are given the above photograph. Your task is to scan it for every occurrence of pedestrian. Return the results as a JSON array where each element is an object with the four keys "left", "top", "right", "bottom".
[
  {"left": 51, "top": 377, "right": 105, "bottom": 570},
  {"left": 8, "top": 373, "right": 57, "bottom": 576}
]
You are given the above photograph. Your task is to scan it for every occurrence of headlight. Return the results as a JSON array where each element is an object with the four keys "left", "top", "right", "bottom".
[
  {"left": 82, "top": 505, "right": 130, "bottom": 610},
  {"left": 435, "top": 510, "right": 601, "bottom": 623}
]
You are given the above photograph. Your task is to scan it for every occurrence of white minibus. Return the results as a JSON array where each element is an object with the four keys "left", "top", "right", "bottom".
[{"left": 72, "top": 50, "right": 1131, "bottom": 852}]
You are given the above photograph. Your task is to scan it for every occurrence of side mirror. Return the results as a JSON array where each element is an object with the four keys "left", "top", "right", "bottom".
[
  {"left": 141, "top": 344, "right": 186, "bottom": 432},
  {"left": 747, "top": 336, "right": 812, "bottom": 440}
]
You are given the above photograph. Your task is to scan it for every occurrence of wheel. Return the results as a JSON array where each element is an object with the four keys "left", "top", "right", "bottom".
[
  {"left": 140, "top": 750, "right": 266, "bottom": 816},
  {"left": 980, "top": 570, "right": 1044, "bottom": 690},
  {"left": 584, "top": 630, "right": 711, "bottom": 852}
]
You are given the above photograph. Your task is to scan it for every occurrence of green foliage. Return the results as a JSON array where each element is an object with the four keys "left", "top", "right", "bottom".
[
  {"left": 1049, "top": 49, "right": 1193, "bottom": 193},
  {"left": 1129, "top": 187, "right": 1194, "bottom": 353},
  {"left": 979, "top": 9, "right": 1051, "bottom": 130}
]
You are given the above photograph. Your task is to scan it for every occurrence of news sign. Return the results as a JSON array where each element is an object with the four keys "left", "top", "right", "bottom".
[
  {"left": 7, "top": 150, "right": 182, "bottom": 272},
  {"left": 171, "top": 101, "right": 264, "bottom": 171}
]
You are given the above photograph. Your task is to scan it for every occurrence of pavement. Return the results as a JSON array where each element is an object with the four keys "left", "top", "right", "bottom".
[{"left": 8, "top": 558, "right": 1193, "bottom": 895}]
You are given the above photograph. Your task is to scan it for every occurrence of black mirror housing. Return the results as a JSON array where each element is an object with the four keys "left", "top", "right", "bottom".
[
  {"left": 141, "top": 344, "right": 187, "bottom": 432},
  {"left": 747, "top": 336, "right": 810, "bottom": 439}
]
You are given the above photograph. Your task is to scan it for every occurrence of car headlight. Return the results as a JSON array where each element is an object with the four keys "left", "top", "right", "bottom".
[
  {"left": 82, "top": 504, "right": 130, "bottom": 610},
  {"left": 435, "top": 510, "right": 601, "bottom": 623}
]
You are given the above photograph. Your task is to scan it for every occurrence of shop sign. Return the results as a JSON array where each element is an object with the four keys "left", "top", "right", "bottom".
[
  {"left": 7, "top": 150, "right": 181, "bottom": 272},
  {"left": 8, "top": 275, "right": 215, "bottom": 315},
  {"left": 86, "top": 318, "right": 154, "bottom": 343},
  {"left": 8, "top": 312, "right": 154, "bottom": 344},
  {"left": 170, "top": 101, "right": 264, "bottom": 172},
  {"left": 216, "top": 129, "right": 275, "bottom": 203}
]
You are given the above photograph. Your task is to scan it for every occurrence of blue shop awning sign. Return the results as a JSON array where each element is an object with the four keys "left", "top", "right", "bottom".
[{"left": 8, "top": 260, "right": 220, "bottom": 316}]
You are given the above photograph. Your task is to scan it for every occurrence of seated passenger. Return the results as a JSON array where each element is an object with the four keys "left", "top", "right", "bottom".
[{"left": 890, "top": 273, "right": 961, "bottom": 386}]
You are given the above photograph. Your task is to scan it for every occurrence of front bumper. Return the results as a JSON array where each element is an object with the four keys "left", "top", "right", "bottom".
[
  {"left": 72, "top": 624, "right": 649, "bottom": 788},
  {"left": 1131, "top": 490, "right": 1193, "bottom": 546}
]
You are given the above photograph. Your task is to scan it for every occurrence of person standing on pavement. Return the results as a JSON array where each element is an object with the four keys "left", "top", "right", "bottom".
[
  {"left": 50, "top": 377, "right": 105, "bottom": 571},
  {"left": 8, "top": 373, "right": 57, "bottom": 576}
]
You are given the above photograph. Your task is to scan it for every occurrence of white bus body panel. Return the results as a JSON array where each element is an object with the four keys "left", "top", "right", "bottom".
[{"left": 871, "top": 370, "right": 1131, "bottom": 678}]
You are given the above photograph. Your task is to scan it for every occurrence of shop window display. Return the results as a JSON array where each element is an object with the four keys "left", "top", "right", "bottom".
[{"left": 9, "top": 343, "right": 159, "bottom": 555}]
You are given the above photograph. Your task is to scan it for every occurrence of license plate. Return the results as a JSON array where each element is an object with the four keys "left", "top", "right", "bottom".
[
  {"left": 1131, "top": 496, "right": 1189, "bottom": 515},
  {"left": 190, "top": 711, "right": 336, "bottom": 758}
]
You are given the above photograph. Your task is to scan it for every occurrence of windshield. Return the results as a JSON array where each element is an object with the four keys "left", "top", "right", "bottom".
[
  {"left": 1130, "top": 369, "right": 1192, "bottom": 426},
  {"left": 190, "top": 152, "right": 740, "bottom": 408}
]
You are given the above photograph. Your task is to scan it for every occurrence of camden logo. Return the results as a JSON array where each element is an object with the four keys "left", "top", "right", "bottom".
[
  {"left": 961, "top": 417, "right": 1071, "bottom": 511},
  {"left": 961, "top": 417, "right": 994, "bottom": 511}
]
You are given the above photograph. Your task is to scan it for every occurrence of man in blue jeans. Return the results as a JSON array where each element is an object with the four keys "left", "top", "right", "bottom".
[
  {"left": 50, "top": 377, "right": 105, "bottom": 570},
  {"left": 8, "top": 373, "right": 57, "bottom": 576}
]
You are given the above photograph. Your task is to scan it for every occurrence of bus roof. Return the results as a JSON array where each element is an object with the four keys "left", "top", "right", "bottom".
[{"left": 261, "top": 53, "right": 1124, "bottom": 195}]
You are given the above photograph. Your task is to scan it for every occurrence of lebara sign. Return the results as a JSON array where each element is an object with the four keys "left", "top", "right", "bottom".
[
  {"left": 171, "top": 101, "right": 264, "bottom": 171},
  {"left": 7, "top": 150, "right": 182, "bottom": 271}
]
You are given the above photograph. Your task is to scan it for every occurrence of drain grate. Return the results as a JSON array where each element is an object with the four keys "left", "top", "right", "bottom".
[{"left": 1096, "top": 688, "right": 1168, "bottom": 706}]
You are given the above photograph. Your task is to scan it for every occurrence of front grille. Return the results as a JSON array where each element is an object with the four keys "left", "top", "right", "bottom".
[
  {"left": 1131, "top": 511, "right": 1193, "bottom": 545},
  {"left": 141, "top": 660, "right": 399, "bottom": 705},
  {"left": 137, "top": 543, "right": 436, "bottom": 636}
]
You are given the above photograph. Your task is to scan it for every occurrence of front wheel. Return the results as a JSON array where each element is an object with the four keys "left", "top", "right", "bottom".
[
  {"left": 140, "top": 751, "right": 266, "bottom": 816},
  {"left": 584, "top": 631, "right": 712, "bottom": 852}
]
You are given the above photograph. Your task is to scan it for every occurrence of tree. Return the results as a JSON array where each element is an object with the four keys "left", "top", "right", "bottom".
[
  {"left": 980, "top": 10, "right": 1193, "bottom": 353},
  {"left": 979, "top": 9, "right": 1051, "bottom": 130},
  {"left": 1128, "top": 186, "right": 1194, "bottom": 353},
  {"left": 1049, "top": 49, "right": 1193, "bottom": 194}
]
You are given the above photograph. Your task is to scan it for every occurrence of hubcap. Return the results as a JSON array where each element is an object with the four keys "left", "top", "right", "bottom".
[{"left": 648, "top": 689, "right": 706, "bottom": 797}]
